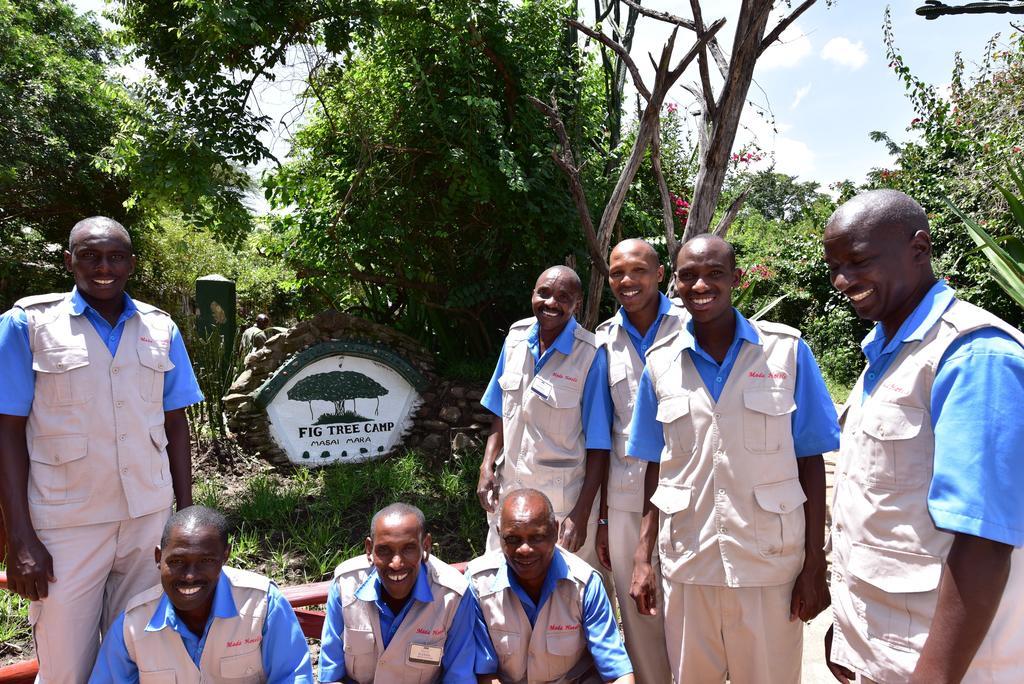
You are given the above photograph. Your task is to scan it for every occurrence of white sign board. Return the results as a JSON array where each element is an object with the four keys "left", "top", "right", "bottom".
[{"left": 265, "top": 354, "right": 421, "bottom": 465}]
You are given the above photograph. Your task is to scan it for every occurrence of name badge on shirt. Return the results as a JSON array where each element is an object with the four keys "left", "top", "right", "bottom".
[
  {"left": 408, "top": 643, "right": 444, "bottom": 665},
  {"left": 531, "top": 376, "right": 553, "bottom": 400}
]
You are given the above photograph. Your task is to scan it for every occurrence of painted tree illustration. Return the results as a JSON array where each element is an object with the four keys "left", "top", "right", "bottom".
[{"left": 287, "top": 371, "right": 389, "bottom": 418}]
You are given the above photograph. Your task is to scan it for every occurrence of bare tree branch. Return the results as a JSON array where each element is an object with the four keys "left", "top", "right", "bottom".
[
  {"left": 569, "top": 19, "right": 651, "bottom": 101},
  {"left": 669, "top": 17, "right": 726, "bottom": 79},
  {"left": 759, "top": 0, "right": 817, "bottom": 55},
  {"left": 526, "top": 95, "right": 609, "bottom": 277},
  {"left": 650, "top": 118, "right": 679, "bottom": 258},
  {"left": 712, "top": 187, "right": 751, "bottom": 237},
  {"left": 689, "top": 0, "right": 717, "bottom": 118},
  {"left": 619, "top": 0, "right": 696, "bottom": 29}
]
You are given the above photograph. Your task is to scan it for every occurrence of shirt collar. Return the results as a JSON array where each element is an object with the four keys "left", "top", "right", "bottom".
[
  {"left": 614, "top": 293, "right": 675, "bottom": 337},
  {"left": 145, "top": 571, "right": 238, "bottom": 633},
  {"left": 682, "top": 308, "right": 761, "bottom": 350},
  {"left": 489, "top": 547, "right": 570, "bottom": 594},
  {"left": 860, "top": 280, "right": 953, "bottom": 359},
  {"left": 355, "top": 562, "right": 434, "bottom": 605},
  {"left": 528, "top": 316, "right": 579, "bottom": 356},
  {"left": 68, "top": 286, "right": 137, "bottom": 320}
]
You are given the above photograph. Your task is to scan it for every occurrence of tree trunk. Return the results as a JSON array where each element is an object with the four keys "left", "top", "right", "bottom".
[{"left": 684, "top": 0, "right": 773, "bottom": 240}]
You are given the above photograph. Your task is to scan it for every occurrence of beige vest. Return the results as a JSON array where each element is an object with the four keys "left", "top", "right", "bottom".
[
  {"left": 496, "top": 318, "right": 598, "bottom": 516},
  {"left": 830, "top": 299, "right": 1024, "bottom": 683},
  {"left": 122, "top": 567, "right": 270, "bottom": 684},
  {"left": 645, "top": 321, "right": 808, "bottom": 587},
  {"left": 466, "top": 549, "right": 599, "bottom": 684},
  {"left": 597, "top": 308, "right": 685, "bottom": 513},
  {"left": 334, "top": 554, "right": 468, "bottom": 683},
  {"left": 18, "top": 292, "right": 176, "bottom": 530}
]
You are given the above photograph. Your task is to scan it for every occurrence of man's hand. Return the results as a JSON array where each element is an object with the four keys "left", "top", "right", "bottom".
[
  {"left": 790, "top": 551, "right": 829, "bottom": 622},
  {"left": 6, "top": 529, "right": 54, "bottom": 601},
  {"left": 630, "top": 558, "right": 658, "bottom": 616},
  {"left": 824, "top": 625, "right": 855, "bottom": 684},
  {"left": 558, "top": 511, "right": 587, "bottom": 552},
  {"left": 476, "top": 467, "right": 499, "bottom": 513},
  {"left": 596, "top": 522, "right": 612, "bottom": 570}
]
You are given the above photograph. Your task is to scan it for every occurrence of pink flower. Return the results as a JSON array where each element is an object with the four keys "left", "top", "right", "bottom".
[
  {"left": 667, "top": 102, "right": 679, "bottom": 114},
  {"left": 1014, "top": 146, "right": 1022, "bottom": 153}
]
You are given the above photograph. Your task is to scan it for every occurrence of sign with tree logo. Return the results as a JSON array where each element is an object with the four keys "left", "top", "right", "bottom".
[{"left": 255, "top": 341, "right": 425, "bottom": 465}]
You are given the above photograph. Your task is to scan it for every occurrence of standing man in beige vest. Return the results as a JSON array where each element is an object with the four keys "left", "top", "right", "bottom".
[
  {"left": 823, "top": 190, "right": 1024, "bottom": 684},
  {"left": 469, "top": 488, "right": 634, "bottom": 684},
  {"left": 0, "top": 216, "right": 203, "bottom": 682},
  {"left": 628, "top": 235, "right": 838, "bottom": 683},
  {"left": 594, "top": 239, "right": 679, "bottom": 683},
  {"left": 89, "top": 505, "right": 313, "bottom": 682},
  {"left": 477, "top": 266, "right": 613, "bottom": 570},
  {"left": 318, "top": 503, "right": 482, "bottom": 683}
]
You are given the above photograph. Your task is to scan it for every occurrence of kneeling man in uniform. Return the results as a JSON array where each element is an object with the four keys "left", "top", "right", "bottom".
[
  {"left": 468, "top": 489, "right": 634, "bottom": 684},
  {"left": 90, "top": 505, "right": 313, "bottom": 682},
  {"left": 319, "top": 502, "right": 481, "bottom": 683}
]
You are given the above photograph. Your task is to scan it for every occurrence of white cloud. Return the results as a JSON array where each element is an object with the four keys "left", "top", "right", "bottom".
[
  {"left": 757, "top": 24, "right": 813, "bottom": 71},
  {"left": 790, "top": 83, "right": 812, "bottom": 110},
  {"left": 821, "top": 37, "right": 868, "bottom": 70},
  {"left": 733, "top": 112, "right": 817, "bottom": 181}
]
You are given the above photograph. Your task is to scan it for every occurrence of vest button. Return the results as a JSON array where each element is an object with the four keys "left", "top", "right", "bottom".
[
  {"left": 158, "top": 363, "right": 164, "bottom": 370},
  {"left": 111, "top": 367, "right": 119, "bottom": 374},
  {"left": 116, "top": 401, "right": 124, "bottom": 408},
  {"left": 119, "top": 434, "right": 126, "bottom": 441},
  {"left": 56, "top": 362, "right": 64, "bottom": 369},
  {"left": 779, "top": 503, "right": 787, "bottom": 511},
  {"left": 674, "top": 542, "right": 684, "bottom": 552}
]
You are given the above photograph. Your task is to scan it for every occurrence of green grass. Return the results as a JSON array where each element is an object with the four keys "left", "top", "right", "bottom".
[
  {"left": 198, "top": 448, "right": 490, "bottom": 586},
  {"left": 0, "top": 568, "right": 31, "bottom": 660},
  {"left": 824, "top": 375, "right": 853, "bottom": 406}
]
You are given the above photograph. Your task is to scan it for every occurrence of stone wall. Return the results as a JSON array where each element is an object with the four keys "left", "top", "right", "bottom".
[{"left": 223, "top": 309, "right": 491, "bottom": 467}]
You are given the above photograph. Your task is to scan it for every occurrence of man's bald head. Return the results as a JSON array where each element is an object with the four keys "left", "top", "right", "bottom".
[
  {"left": 676, "top": 234, "right": 736, "bottom": 270},
  {"left": 611, "top": 239, "right": 661, "bottom": 269},
  {"left": 536, "top": 265, "right": 582, "bottom": 297},
  {"left": 825, "top": 190, "right": 929, "bottom": 242},
  {"left": 68, "top": 216, "right": 132, "bottom": 252},
  {"left": 499, "top": 488, "right": 557, "bottom": 530}
]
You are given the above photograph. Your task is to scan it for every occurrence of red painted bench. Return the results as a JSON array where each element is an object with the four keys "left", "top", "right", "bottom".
[{"left": 0, "top": 562, "right": 469, "bottom": 682}]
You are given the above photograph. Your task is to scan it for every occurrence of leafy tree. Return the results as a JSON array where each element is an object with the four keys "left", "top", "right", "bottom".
[{"left": 288, "top": 371, "right": 388, "bottom": 418}]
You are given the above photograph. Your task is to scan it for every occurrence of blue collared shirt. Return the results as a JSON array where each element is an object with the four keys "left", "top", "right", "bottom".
[
  {"left": 89, "top": 572, "right": 313, "bottom": 683},
  {"left": 319, "top": 563, "right": 479, "bottom": 683},
  {"left": 857, "top": 280, "right": 1024, "bottom": 547},
  {"left": 614, "top": 292, "right": 679, "bottom": 358},
  {"left": 627, "top": 309, "right": 840, "bottom": 462},
  {"left": 481, "top": 317, "right": 613, "bottom": 450},
  {"left": 472, "top": 549, "right": 632, "bottom": 681},
  {"left": 0, "top": 288, "right": 203, "bottom": 416}
]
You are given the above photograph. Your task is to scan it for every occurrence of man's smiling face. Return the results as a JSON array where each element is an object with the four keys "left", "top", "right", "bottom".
[
  {"left": 365, "top": 512, "right": 429, "bottom": 603},
  {"left": 157, "top": 524, "right": 230, "bottom": 620},
  {"left": 531, "top": 267, "right": 580, "bottom": 336},
  {"left": 64, "top": 223, "right": 136, "bottom": 308},
  {"left": 608, "top": 241, "right": 664, "bottom": 315},
  {"left": 673, "top": 237, "right": 740, "bottom": 326}
]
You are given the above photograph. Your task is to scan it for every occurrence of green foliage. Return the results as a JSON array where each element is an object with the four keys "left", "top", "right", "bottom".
[
  {"left": 870, "top": 15, "right": 1024, "bottom": 327},
  {"left": 288, "top": 371, "right": 388, "bottom": 419},
  {"left": 0, "top": 565, "right": 30, "bottom": 659}
]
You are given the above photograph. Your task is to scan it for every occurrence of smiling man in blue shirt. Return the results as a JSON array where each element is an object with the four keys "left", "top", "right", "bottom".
[
  {"left": 823, "top": 190, "right": 1024, "bottom": 684},
  {"left": 319, "top": 503, "right": 480, "bottom": 683},
  {"left": 0, "top": 216, "right": 203, "bottom": 683},
  {"left": 90, "top": 505, "right": 312, "bottom": 683},
  {"left": 476, "top": 266, "right": 613, "bottom": 571},
  {"left": 628, "top": 235, "right": 838, "bottom": 684}
]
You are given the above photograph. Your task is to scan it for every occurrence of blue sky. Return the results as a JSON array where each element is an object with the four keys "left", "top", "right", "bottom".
[{"left": 72, "top": 0, "right": 1017, "bottom": 193}]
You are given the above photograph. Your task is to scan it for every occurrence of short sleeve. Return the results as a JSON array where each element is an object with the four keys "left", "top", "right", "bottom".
[
  {"left": 929, "top": 328, "right": 1024, "bottom": 547},
  {"left": 625, "top": 366, "right": 665, "bottom": 462},
  {"left": 790, "top": 339, "right": 840, "bottom": 458},
  {"left": 480, "top": 341, "right": 508, "bottom": 417},
  {"left": 438, "top": 590, "right": 480, "bottom": 683},
  {"left": 260, "top": 583, "right": 314, "bottom": 683},
  {"left": 89, "top": 613, "right": 139, "bottom": 683},
  {"left": 162, "top": 321, "right": 204, "bottom": 411},
  {"left": 581, "top": 571, "right": 633, "bottom": 680},
  {"left": 0, "top": 307, "right": 35, "bottom": 416},
  {"left": 581, "top": 347, "right": 613, "bottom": 451},
  {"left": 317, "top": 580, "right": 347, "bottom": 683},
  {"left": 467, "top": 584, "right": 498, "bottom": 675}
]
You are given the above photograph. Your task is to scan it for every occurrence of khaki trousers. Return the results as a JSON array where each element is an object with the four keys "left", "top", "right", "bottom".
[
  {"left": 30, "top": 509, "right": 169, "bottom": 683},
  {"left": 608, "top": 507, "right": 671, "bottom": 684},
  {"left": 662, "top": 579, "right": 802, "bottom": 684}
]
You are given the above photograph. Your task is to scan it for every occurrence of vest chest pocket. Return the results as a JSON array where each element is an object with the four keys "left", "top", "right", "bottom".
[
  {"left": 498, "top": 373, "right": 522, "bottom": 419},
  {"left": 545, "top": 628, "right": 585, "bottom": 680},
  {"left": 530, "top": 382, "right": 582, "bottom": 442},
  {"left": 138, "top": 670, "right": 176, "bottom": 684},
  {"left": 138, "top": 344, "right": 175, "bottom": 404},
  {"left": 752, "top": 478, "right": 807, "bottom": 558},
  {"left": 28, "top": 434, "right": 89, "bottom": 504},
  {"left": 149, "top": 426, "right": 170, "bottom": 486},
  {"left": 32, "top": 346, "right": 92, "bottom": 407},
  {"left": 219, "top": 650, "right": 264, "bottom": 682},
  {"left": 860, "top": 403, "right": 928, "bottom": 491},
  {"left": 608, "top": 361, "right": 634, "bottom": 421},
  {"left": 656, "top": 393, "right": 694, "bottom": 459},
  {"left": 743, "top": 389, "right": 796, "bottom": 453},
  {"left": 343, "top": 628, "right": 377, "bottom": 682},
  {"left": 846, "top": 541, "right": 941, "bottom": 653}
]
